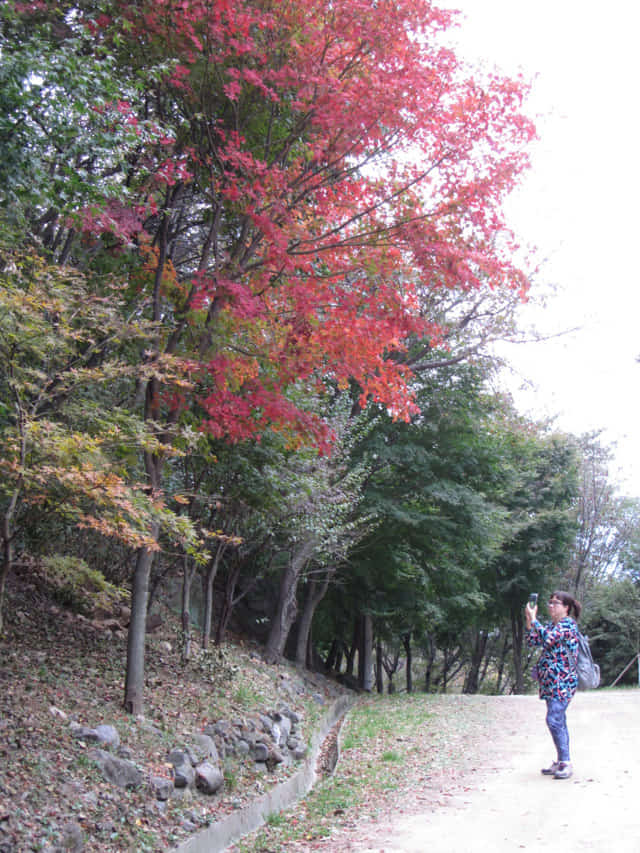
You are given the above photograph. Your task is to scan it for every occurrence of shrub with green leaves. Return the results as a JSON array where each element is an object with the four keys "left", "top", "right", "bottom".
[{"left": 41, "top": 554, "right": 126, "bottom": 615}]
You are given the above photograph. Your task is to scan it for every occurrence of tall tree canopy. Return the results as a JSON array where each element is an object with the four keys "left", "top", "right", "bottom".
[
  {"left": 2, "top": 0, "right": 535, "bottom": 441},
  {"left": 1, "top": 0, "right": 537, "bottom": 710}
]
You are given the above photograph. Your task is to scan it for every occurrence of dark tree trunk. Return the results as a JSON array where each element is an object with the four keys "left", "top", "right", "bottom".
[
  {"left": 496, "top": 633, "right": 511, "bottom": 693},
  {"left": 181, "top": 555, "right": 197, "bottom": 662},
  {"left": 0, "top": 506, "right": 16, "bottom": 636},
  {"left": 325, "top": 639, "right": 338, "bottom": 672},
  {"left": 510, "top": 606, "right": 525, "bottom": 693},
  {"left": 463, "top": 629, "right": 488, "bottom": 694},
  {"left": 423, "top": 634, "right": 436, "bottom": 692},
  {"left": 264, "top": 554, "right": 298, "bottom": 663},
  {"left": 479, "top": 635, "right": 495, "bottom": 688},
  {"left": 215, "top": 559, "right": 241, "bottom": 645},
  {"left": 441, "top": 649, "right": 450, "bottom": 693},
  {"left": 382, "top": 648, "right": 401, "bottom": 694},
  {"left": 305, "top": 623, "right": 313, "bottom": 669},
  {"left": 264, "top": 539, "right": 315, "bottom": 663},
  {"left": 58, "top": 228, "right": 76, "bottom": 265},
  {"left": 359, "top": 612, "right": 374, "bottom": 691},
  {"left": 295, "top": 569, "right": 333, "bottom": 667},
  {"left": 202, "top": 541, "right": 227, "bottom": 650},
  {"left": 376, "top": 639, "right": 384, "bottom": 693},
  {"left": 334, "top": 647, "right": 343, "bottom": 673},
  {"left": 403, "top": 632, "right": 413, "bottom": 693},
  {"left": 346, "top": 618, "right": 360, "bottom": 677},
  {"left": 441, "top": 646, "right": 463, "bottom": 693}
]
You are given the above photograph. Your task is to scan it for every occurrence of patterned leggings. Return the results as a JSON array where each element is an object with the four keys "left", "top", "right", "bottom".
[{"left": 546, "top": 698, "right": 571, "bottom": 762}]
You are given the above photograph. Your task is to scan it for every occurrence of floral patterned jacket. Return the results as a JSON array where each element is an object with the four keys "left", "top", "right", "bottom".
[{"left": 527, "top": 616, "right": 579, "bottom": 701}]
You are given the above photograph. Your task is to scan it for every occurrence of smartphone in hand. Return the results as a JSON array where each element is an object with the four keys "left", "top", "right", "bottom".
[{"left": 528, "top": 593, "right": 538, "bottom": 608}]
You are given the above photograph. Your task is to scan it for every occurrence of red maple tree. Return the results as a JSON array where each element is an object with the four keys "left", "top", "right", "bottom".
[
  {"left": 12, "top": 0, "right": 536, "bottom": 710},
  {"left": 68, "top": 0, "right": 535, "bottom": 441}
]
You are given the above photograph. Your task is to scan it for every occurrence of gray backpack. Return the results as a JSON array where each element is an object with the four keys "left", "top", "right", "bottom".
[{"left": 576, "top": 631, "right": 600, "bottom": 690}]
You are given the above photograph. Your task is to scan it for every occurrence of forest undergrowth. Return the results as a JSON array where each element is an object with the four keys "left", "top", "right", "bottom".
[
  {"left": 0, "top": 564, "right": 344, "bottom": 852},
  {"left": 0, "top": 563, "right": 522, "bottom": 853}
]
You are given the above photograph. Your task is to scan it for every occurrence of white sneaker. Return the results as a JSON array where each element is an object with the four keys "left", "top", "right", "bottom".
[{"left": 553, "top": 762, "right": 573, "bottom": 779}]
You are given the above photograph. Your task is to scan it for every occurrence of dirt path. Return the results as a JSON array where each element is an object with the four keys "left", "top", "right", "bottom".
[{"left": 325, "top": 690, "right": 640, "bottom": 853}]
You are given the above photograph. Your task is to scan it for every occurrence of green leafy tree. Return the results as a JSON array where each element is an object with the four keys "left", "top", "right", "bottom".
[
  {"left": 581, "top": 577, "right": 640, "bottom": 687},
  {"left": 258, "top": 398, "right": 374, "bottom": 663},
  {"left": 0, "top": 227, "right": 200, "bottom": 633},
  {"left": 575, "top": 493, "right": 640, "bottom": 687},
  {"left": 616, "top": 500, "right": 640, "bottom": 580},
  {"left": 0, "top": 4, "right": 165, "bottom": 251},
  {"left": 490, "top": 420, "right": 579, "bottom": 693},
  {"left": 563, "top": 433, "right": 640, "bottom": 601},
  {"left": 320, "top": 363, "right": 510, "bottom": 688}
]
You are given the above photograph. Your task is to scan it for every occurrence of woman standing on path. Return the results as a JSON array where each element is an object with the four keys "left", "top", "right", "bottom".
[{"left": 525, "top": 590, "right": 581, "bottom": 780}]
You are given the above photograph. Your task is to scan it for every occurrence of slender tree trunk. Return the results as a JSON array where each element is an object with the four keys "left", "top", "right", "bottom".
[
  {"left": 0, "top": 513, "right": 14, "bottom": 636},
  {"left": 463, "top": 629, "right": 488, "bottom": 694},
  {"left": 346, "top": 618, "right": 360, "bottom": 677},
  {"left": 441, "top": 648, "right": 452, "bottom": 693},
  {"left": 124, "top": 328, "right": 168, "bottom": 711},
  {"left": 201, "top": 558, "right": 216, "bottom": 650},
  {"left": 295, "top": 570, "right": 333, "bottom": 667},
  {"left": 382, "top": 649, "right": 401, "bottom": 693},
  {"left": 181, "top": 555, "right": 197, "bottom": 662},
  {"left": 1, "top": 488, "right": 21, "bottom": 634},
  {"left": 496, "top": 633, "right": 510, "bottom": 693},
  {"left": 510, "top": 606, "right": 525, "bottom": 694},
  {"left": 423, "top": 634, "right": 436, "bottom": 692},
  {"left": 325, "top": 639, "right": 338, "bottom": 672},
  {"left": 264, "top": 539, "right": 315, "bottom": 663},
  {"left": 376, "top": 639, "right": 384, "bottom": 693},
  {"left": 403, "top": 632, "right": 413, "bottom": 693},
  {"left": 479, "top": 636, "right": 494, "bottom": 688},
  {"left": 124, "top": 526, "right": 159, "bottom": 714},
  {"left": 441, "top": 647, "right": 464, "bottom": 693},
  {"left": 124, "top": 196, "right": 184, "bottom": 714},
  {"left": 334, "top": 646, "right": 343, "bottom": 674},
  {"left": 359, "top": 612, "right": 374, "bottom": 691},
  {"left": 202, "top": 541, "right": 226, "bottom": 649},
  {"left": 124, "top": 448, "right": 162, "bottom": 714},
  {"left": 305, "top": 623, "right": 314, "bottom": 669},
  {"left": 215, "top": 559, "right": 242, "bottom": 645}
]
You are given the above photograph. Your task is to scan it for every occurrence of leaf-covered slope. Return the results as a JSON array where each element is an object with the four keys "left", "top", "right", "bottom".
[{"left": 0, "top": 564, "right": 347, "bottom": 852}]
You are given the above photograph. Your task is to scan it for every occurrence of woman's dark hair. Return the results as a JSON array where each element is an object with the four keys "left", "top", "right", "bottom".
[{"left": 552, "top": 590, "right": 582, "bottom": 621}]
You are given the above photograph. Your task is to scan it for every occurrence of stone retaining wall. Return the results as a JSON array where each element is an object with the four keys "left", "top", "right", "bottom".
[{"left": 176, "top": 693, "right": 356, "bottom": 853}]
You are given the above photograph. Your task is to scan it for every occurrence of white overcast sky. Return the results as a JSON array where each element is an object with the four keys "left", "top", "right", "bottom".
[{"left": 444, "top": 0, "right": 640, "bottom": 497}]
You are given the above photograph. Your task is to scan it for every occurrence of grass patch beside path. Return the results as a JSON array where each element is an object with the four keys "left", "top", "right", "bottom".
[{"left": 232, "top": 693, "right": 519, "bottom": 852}]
